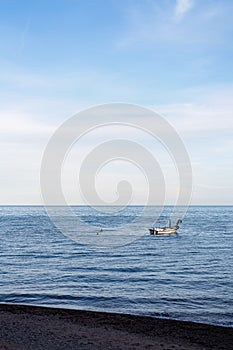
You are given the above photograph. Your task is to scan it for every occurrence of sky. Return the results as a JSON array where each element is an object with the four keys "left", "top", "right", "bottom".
[{"left": 0, "top": 0, "right": 233, "bottom": 205}]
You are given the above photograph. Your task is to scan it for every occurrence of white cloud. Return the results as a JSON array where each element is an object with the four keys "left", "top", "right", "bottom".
[
  {"left": 198, "top": 184, "right": 233, "bottom": 190},
  {"left": 154, "top": 86, "right": 233, "bottom": 135},
  {"left": 174, "top": 0, "right": 194, "bottom": 20},
  {"left": 156, "top": 103, "right": 233, "bottom": 134},
  {"left": 1, "top": 82, "right": 233, "bottom": 204},
  {"left": 0, "top": 111, "right": 55, "bottom": 140}
]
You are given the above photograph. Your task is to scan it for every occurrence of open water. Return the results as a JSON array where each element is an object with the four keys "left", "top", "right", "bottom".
[{"left": 0, "top": 205, "right": 232, "bottom": 326}]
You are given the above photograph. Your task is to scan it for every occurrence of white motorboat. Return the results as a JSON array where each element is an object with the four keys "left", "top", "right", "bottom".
[{"left": 149, "top": 219, "right": 182, "bottom": 235}]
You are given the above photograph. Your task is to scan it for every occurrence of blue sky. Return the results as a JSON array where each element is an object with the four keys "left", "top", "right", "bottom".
[{"left": 0, "top": 0, "right": 233, "bottom": 204}]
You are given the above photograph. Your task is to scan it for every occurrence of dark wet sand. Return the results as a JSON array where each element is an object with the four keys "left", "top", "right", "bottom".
[{"left": 0, "top": 304, "right": 232, "bottom": 350}]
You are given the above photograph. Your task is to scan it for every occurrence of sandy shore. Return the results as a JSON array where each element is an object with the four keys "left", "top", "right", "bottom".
[{"left": 0, "top": 304, "right": 232, "bottom": 350}]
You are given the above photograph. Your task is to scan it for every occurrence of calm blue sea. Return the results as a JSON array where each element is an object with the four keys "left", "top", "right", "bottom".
[{"left": 0, "top": 205, "right": 232, "bottom": 327}]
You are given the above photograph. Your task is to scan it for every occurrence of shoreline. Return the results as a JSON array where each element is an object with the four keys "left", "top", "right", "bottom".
[{"left": 0, "top": 304, "right": 232, "bottom": 349}]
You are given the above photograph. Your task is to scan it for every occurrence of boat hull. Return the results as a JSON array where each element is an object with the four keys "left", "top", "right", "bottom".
[{"left": 149, "top": 228, "right": 178, "bottom": 235}]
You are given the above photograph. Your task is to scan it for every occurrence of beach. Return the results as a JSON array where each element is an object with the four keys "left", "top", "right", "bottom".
[{"left": 0, "top": 304, "right": 232, "bottom": 350}]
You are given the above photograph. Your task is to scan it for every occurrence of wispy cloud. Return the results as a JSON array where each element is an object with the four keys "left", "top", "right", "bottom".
[
  {"left": 0, "top": 111, "right": 55, "bottom": 141},
  {"left": 198, "top": 184, "right": 233, "bottom": 190},
  {"left": 117, "top": 0, "right": 233, "bottom": 49},
  {"left": 19, "top": 17, "right": 31, "bottom": 53},
  {"left": 154, "top": 86, "right": 233, "bottom": 135},
  {"left": 174, "top": 0, "right": 194, "bottom": 20},
  {"left": 156, "top": 102, "right": 233, "bottom": 134}
]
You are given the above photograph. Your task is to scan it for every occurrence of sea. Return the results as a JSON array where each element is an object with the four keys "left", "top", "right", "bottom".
[{"left": 0, "top": 205, "right": 232, "bottom": 327}]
